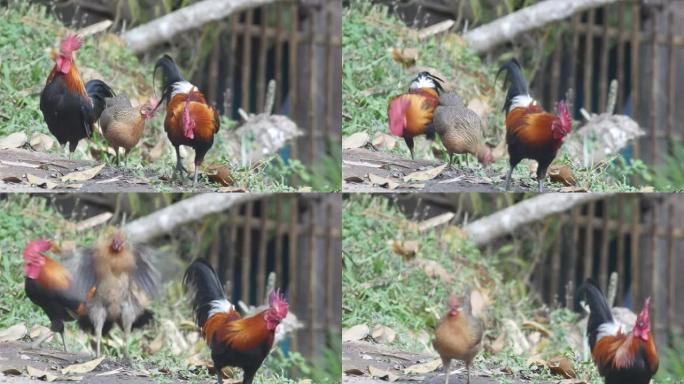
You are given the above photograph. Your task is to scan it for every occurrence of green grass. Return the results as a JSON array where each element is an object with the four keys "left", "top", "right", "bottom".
[
  {"left": 342, "top": 2, "right": 654, "bottom": 192},
  {"left": 0, "top": 195, "right": 338, "bottom": 383},
  {"left": 342, "top": 195, "right": 681, "bottom": 383},
  {"left": 0, "top": 2, "right": 337, "bottom": 192}
]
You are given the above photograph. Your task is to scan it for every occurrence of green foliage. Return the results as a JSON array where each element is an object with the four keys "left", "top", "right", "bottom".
[
  {"left": 651, "top": 141, "right": 684, "bottom": 192},
  {"left": 657, "top": 332, "right": 684, "bottom": 381}
]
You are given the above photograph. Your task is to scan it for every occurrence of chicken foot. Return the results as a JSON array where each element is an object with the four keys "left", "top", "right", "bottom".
[
  {"left": 173, "top": 146, "right": 189, "bottom": 180},
  {"left": 442, "top": 359, "right": 451, "bottom": 384},
  {"left": 30, "top": 330, "right": 67, "bottom": 352}
]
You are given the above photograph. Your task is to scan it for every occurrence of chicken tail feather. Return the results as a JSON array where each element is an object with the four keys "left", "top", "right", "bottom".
[
  {"left": 85, "top": 79, "right": 115, "bottom": 120},
  {"left": 183, "top": 259, "right": 228, "bottom": 329},
  {"left": 578, "top": 278, "right": 615, "bottom": 349},
  {"left": 154, "top": 54, "right": 184, "bottom": 108},
  {"left": 496, "top": 59, "right": 529, "bottom": 113}
]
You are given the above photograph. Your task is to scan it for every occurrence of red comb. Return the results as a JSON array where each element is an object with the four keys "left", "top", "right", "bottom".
[{"left": 60, "top": 35, "right": 82, "bottom": 55}]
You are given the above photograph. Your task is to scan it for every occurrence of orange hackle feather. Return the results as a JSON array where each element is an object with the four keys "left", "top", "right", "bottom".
[
  {"left": 207, "top": 310, "right": 274, "bottom": 351},
  {"left": 506, "top": 107, "right": 558, "bottom": 149},
  {"left": 593, "top": 332, "right": 659, "bottom": 373},
  {"left": 166, "top": 92, "right": 219, "bottom": 143},
  {"left": 389, "top": 90, "right": 439, "bottom": 137},
  {"left": 36, "top": 256, "right": 72, "bottom": 291}
]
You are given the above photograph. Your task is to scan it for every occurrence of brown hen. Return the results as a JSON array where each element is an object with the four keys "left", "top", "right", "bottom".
[{"left": 99, "top": 94, "right": 157, "bottom": 165}]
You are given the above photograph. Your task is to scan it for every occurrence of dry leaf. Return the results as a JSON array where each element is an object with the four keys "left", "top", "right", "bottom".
[
  {"left": 342, "top": 132, "right": 369, "bottom": 149},
  {"left": 417, "top": 213, "right": 454, "bottom": 232},
  {"left": 0, "top": 324, "right": 27, "bottom": 341},
  {"left": 548, "top": 165, "right": 576, "bottom": 186},
  {"left": 371, "top": 325, "right": 396, "bottom": 344},
  {"left": 205, "top": 164, "right": 234, "bottom": 186},
  {"left": 368, "top": 365, "right": 399, "bottom": 382},
  {"left": 218, "top": 187, "right": 248, "bottom": 193},
  {"left": 391, "top": 240, "right": 418, "bottom": 260},
  {"left": 30, "top": 133, "right": 55, "bottom": 152},
  {"left": 0, "top": 132, "right": 27, "bottom": 149},
  {"left": 403, "top": 164, "right": 447, "bottom": 182},
  {"left": 391, "top": 48, "right": 418, "bottom": 68},
  {"left": 342, "top": 324, "right": 369, "bottom": 342},
  {"left": 489, "top": 332, "right": 506, "bottom": 354},
  {"left": 26, "top": 365, "right": 59, "bottom": 382},
  {"left": 61, "top": 356, "right": 105, "bottom": 375},
  {"left": 3, "top": 367, "right": 22, "bottom": 376},
  {"left": 412, "top": 259, "right": 452, "bottom": 283},
  {"left": 61, "top": 164, "right": 105, "bottom": 182},
  {"left": 548, "top": 356, "right": 576, "bottom": 378},
  {"left": 147, "top": 137, "right": 166, "bottom": 162},
  {"left": 344, "top": 176, "right": 365, "bottom": 183},
  {"left": 403, "top": 359, "right": 441, "bottom": 375},
  {"left": 560, "top": 186, "right": 588, "bottom": 193},
  {"left": 371, "top": 132, "right": 398, "bottom": 151},
  {"left": 29, "top": 325, "right": 51, "bottom": 340},
  {"left": 522, "top": 320, "right": 553, "bottom": 337},
  {"left": 75, "top": 213, "right": 113, "bottom": 232},
  {"left": 368, "top": 173, "right": 399, "bottom": 190},
  {"left": 344, "top": 368, "right": 365, "bottom": 376},
  {"left": 147, "top": 334, "right": 163, "bottom": 354},
  {"left": 26, "top": 174, "right": 57, "bottom": 190}
]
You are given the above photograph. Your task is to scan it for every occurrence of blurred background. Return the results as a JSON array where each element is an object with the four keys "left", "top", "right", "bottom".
[{"left": 0, "top": 193, "right": 342, "bottom": 382}]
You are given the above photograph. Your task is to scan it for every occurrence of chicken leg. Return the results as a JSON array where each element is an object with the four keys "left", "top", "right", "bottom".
[
  {"left": 442, "top": 359, "right": 451, "bottom": 384},
  {"left": 121, "top": 302, "right": 135, "bottom": 363},
  {"left": 90, "top": 303, "right": 107, "bottom": 358},
  {"left": 504, "top": 167, "right": 513, "bottom": 191},
  {"left": 404, "top": 136, "right": 415, "bottom": 160},
  {"left": 173, "top": 146, "right": 189, "bottom": 180}
]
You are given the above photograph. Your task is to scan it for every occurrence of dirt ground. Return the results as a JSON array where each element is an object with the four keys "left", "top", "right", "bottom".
[
  {"left": 0, "top": 341, "right": 184, "bottom": 383},
  {"left": 342, "top": 341, "right": 554, "bottom": 384},
  {"left": 342, "top": 148, "right": 560, "bottom": 193},
  {"left": 0, "top": 148, "right": 220, "bottom": 193}
]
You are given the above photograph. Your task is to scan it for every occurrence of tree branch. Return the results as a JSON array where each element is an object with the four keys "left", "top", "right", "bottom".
[
  {"left": 463, "top": 0, "right": 619, "bottom": 54},
  {"left": 122, "top": 0, "right": 278, "bottom": 54},
  {"left": 463, "top": 193, "right": 613, "bottom": 247},
  {"left": 124, "top": 193, "right": 265, "bottom": 243}
]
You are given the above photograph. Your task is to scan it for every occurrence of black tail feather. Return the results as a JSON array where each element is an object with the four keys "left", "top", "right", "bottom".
[
  {"left": 153, "top": 54, "right": 184, "bottom": 108},
  {"left": 496, "top": 59, "right": 529, "bottom": 113},
  {"left": 183, "top": 259, "right": 226, "bottom": 329},
  {"left": 85, "top": 79, "right": 115, "bottom": 120},
  {"left": 577, "top": 278, "right": 614, "bottom": 349}
]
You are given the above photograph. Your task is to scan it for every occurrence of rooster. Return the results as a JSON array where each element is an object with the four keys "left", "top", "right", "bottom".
[
  {"left": 23, "top": 239, "right": 82, "bottom": 351},
  {"left": 433, "top": 291, "right": 483, "bottom": 384},
  {"left": 433, "top": 91, "right": 493, "bottom": 167},
  {"left": 99, "top": 94, "right": 157, "bottom": 165},
  {"left": 578, "top": 279, "right": 658, "bottom": 384},
  {"left": 73, "top": 228, "right": 159, "bottom": 359},
  {"left": 183, "top": 259, "right": 289, "bottom": 384},
  {"left": 40, "top": 35, "right": 114, "bottom": 154},
  {"left": 388, "top": 71, "right": 443, "bottom": 159},
  {"left": 153, "top": 55, "right": 219, "bottom": 185},
  {"left": 497, "top": 59, "right": 572, "bottom": 192}
]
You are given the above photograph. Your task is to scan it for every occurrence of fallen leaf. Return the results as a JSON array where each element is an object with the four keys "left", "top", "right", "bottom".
[
  {"left": 489, "top": 332, "right": 506, "bottom": 354},
  {"left": 0, "top": 324, "right": 27, "bottom": 341},
  {"left": 403, "top": 359, "right": 441, "bottom": 375},
  {"left": 205, "top": 164, "right": 233, "bottom": 186},
  {"left": 548, "top": 356, "right": 576, "bottom": 378},
  {"left": 26, "top": 174, "right": 57, "bottom": 190},
  {"left": 95, "top": 368, "right": 124, "bottom": 377},
  {"left": 417, "top": 212, "right": 454, "bottom": 232},
  {"left": 560, "top": 186, "right": 588, "bottom": 193},
  {"left": 403, "top": 164, "right": 447, "bottom": 182},
  {"left": 391, "top": 240, "right": 418, "bottom": 260},
  {"left": 2, "top": 367, "right": 21, "bottom": 375},
  {"left": 371, "top": 132, "right": 398, "bottom": 151},
  {"left": 147, "top": 333, "right": 163, "bottom": 354},
  {"left": 411, "top": 259, "right": 452, "bottom": 283},
  {"left": 367, "top": 173, "right": 399, "bottom": 190},
  {"left": 344, "top": 176, "right": 364, "bottom": 183},
  {"left": 218, "top": 187, "right": 248, "bottom": 193},
  {"left": 75, "top": 212, "right": 113, "bottom": 232},
  {"left": 368, "top": 365, "right": 399, "bottom": 382},
  {"left": 0, "top": 132, "right": 27, "bottom": 149},
  {"left": 522, "top": 320, "right": 553, "bottom": 337},
  {"left": 371, "top": 325, "right": 396, "bottom": 344},
  {"left": 342, "top": 132, "right": 369, "bottom": 149},
  {"left": 26, "top": 365, "right": 59, "bottom": 382},
  {"left": 61, "top": 164, "right": 105, "bottom": 182},
  {"left": 2, "top": 176, "right": 22, "bottom": 183},
  {"left": 29, "top": 325, "right": 51, "bottom": 340},
  {"left": 30, "top": 133, "right": 55, "bottom": 152},
  {"left": 391, "top": 47, "right": 418, "bottom": 68},
  {"left": 342, "top": 324, "right": 369, "bottom": 342},
  {"left": 344, "top": 368, "right": 365, "bottom": 376},
  {"left": 61, "top": 356, "right": 105, "bottom": 375},
  {"left": 548, "top": 165, "right": 576, "bottom": 186}
]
